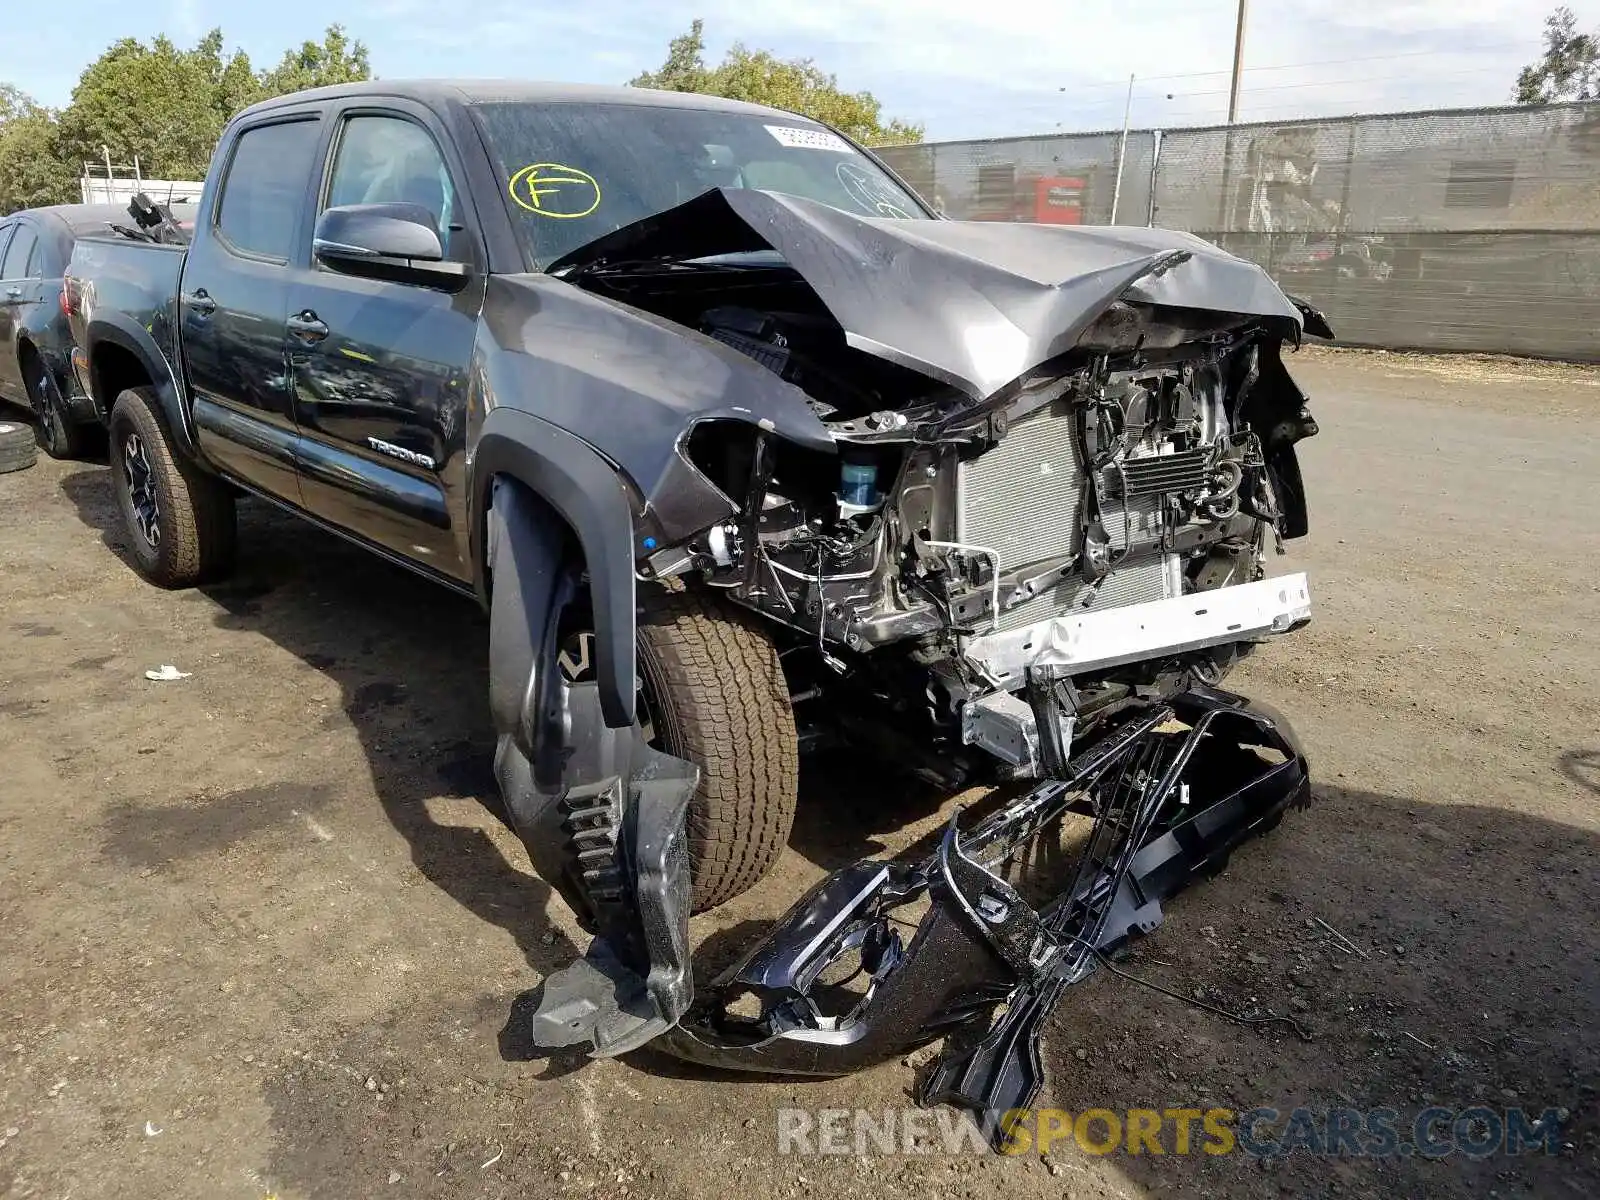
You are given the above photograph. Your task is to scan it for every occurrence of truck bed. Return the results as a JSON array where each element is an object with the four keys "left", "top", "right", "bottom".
[{"left": 65, "top": 237, "right": 188, "bottom": 391}]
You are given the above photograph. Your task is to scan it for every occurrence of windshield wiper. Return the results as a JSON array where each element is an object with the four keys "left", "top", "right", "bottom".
[{"left": 552, "top": 254, "right": 780, "bottom": 280}]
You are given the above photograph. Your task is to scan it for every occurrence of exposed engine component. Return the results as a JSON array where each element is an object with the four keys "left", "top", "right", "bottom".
[
  {"left": 651, "top": 324, "right": 1315, "bottom": 778},
  {"left": 574, "top": 214, "right": 1320, "bottom": 784}
]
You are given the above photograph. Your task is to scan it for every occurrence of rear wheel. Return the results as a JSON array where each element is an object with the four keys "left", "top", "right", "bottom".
[
  {"left": 108, "top": 387, "right": 236, "bottom": 587},
  {"left": 26, "top": 357, "right": 86, "bottom": 460}
]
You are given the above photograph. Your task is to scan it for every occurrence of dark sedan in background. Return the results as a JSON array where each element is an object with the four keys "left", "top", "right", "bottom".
[{"left": 0, "top": 204, "right": 190, "bottom": 458}]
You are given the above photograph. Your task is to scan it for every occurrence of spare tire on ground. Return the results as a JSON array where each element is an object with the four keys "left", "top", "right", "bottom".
[{"left": 0, "top": 419, "right": 39, "bottom": 474}]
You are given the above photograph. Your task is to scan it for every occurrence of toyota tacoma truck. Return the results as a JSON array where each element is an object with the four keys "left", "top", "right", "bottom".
[{"left": 66, "top": 80, "right": 1326, "bottom": 1117}]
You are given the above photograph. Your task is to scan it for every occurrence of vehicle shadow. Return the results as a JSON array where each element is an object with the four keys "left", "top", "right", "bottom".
[
  {"left": 60, "top": 468, "right": 580, "bottom": 980},
  {"left": 786, "top": 749, "right": 993, "bottom": 870},
  {"left": 59, "top": 463, "right": 134, "bottom": 565},
  {"left": 54, "top": 473, "right": 1599, "bottom": 1199},
  {"left": 1559, "top": 748, "right": 1599, "bottom": 796},
  {"left": 208, "top": 503, "right": 580, "bottom": 969}
]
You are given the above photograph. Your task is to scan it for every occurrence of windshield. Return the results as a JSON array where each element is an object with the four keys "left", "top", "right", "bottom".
[{"left": 471, "top": 100, "right": 929, "bottom": 269}]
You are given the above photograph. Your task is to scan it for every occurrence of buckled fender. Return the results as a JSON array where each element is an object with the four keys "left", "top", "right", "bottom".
[{"left": 487, "top": 476, "right": 699, "bottom": 1055}]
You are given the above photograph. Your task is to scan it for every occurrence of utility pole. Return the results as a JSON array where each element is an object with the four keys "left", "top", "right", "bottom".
[
  {"left": 1218, "top": 0, "right": 1250, "bottom": 233},
  {"left": 1227, "top": 0, "right": 1250, "bottom": 124},
  {"left": 1109, "top": 74, "right": 1135, "bottom": 224}
]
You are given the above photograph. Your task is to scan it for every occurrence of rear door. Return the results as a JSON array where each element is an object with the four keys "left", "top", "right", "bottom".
[
  {"left": 0, "top": 222, "right": 15, "bottom": 400},
  {"left": 285, "top": 102, "right": 484, "bottom": 578},
  {"left": 0, "top": 219, "right": 41, "bottom": 404},
  {"left": 180, "top": 112, "right": 323, "bottom": 502}
]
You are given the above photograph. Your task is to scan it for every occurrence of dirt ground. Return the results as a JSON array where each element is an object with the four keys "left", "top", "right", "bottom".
[{"left": 1, "top": 348, "right": 1596, "bottom": 1200}]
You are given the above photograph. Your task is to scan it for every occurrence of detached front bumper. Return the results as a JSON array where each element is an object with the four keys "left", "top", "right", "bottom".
[{"left": 525, "top": 680, "right": 1310, "bottom": 1142}]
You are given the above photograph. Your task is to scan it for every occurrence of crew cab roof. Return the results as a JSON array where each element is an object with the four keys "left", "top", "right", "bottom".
[
  {"left": 235, "top": 79, "right": 809, "bottom": 122},
  {"left": 12, "top": 204, "right": 147, "bottom": 234}
]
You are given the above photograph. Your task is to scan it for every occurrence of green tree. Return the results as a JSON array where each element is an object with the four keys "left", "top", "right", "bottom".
[
  {"left": 0, "top": 88, "right": 76, "bottom": 213},
  {"left": 257, "top": 24, "right": 371, "bottom": 97},
  {"left": 631, "top": 20, "right": 923, "bottom": 146},
  {"left": 56, "top": 35, "right": 242, "bottom": 180},
  {"left": 1514, "top": 6, "right": 1599, "bottom": 102},
  {"left": 192, "top": 29, "right": 262, "bottom": 130},
  {"left": 56, "top": 25, "right": 369, "bottom": 184},
  {"left": 1, "top": 83, "right": 33, "bottom": 124},
  {"left": 1, "top": 25, "right": 371, "bottom": 214},
  {"left": 631, "top": 20, "right": 711, "bottom": 93}
]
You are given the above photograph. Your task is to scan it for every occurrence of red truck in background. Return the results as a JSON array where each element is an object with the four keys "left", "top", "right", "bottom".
[{"left": 970, "top": 165, "right": 1088, "bottom": 223}]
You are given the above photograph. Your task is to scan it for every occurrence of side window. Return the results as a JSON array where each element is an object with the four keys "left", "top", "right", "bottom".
[
  {"left": 24, "top": 232, "right": 48, "bottom": 278},
  {"left": 1, "top": 227, "right": 34, "bottom": 280},
  {"left": 325, "top": 115, "right": 455, "bottom": 246},
  {"left": 0, "top": 226, "right": 13, "bottom": 274},
  {"left": 216, "top": 119, "right": 323, "bottom": 261}
]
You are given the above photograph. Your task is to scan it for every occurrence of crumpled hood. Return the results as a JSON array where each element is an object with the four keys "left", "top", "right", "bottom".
[{"left": 549, "top": 188, "right": 1307, "bottom": 401}]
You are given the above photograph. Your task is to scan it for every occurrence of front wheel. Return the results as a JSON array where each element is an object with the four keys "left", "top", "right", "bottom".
[
  {"left": 634, "top": 584, "right": 801, "bottom": 912},
  {"left": 108, "top": 388, "right": 237, "bottom": 587}
]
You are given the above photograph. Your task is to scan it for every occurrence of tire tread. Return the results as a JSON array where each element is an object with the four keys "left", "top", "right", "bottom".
[
  {"left": 108, "top": 388, "right": 235, "bottom": 587},
  {"left": 637, "top": 582, "right": 799, "bottom": 911},
  {"left": 0, "top": 421, "right": 38, "bottom": 473}
]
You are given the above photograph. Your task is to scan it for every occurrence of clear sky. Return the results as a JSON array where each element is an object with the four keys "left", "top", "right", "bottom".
[{"left": 0, "top": 0, "right": 1573, "bottom": 141}]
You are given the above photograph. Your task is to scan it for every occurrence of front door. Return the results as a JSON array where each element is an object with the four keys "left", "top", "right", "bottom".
[
  {"left": 285, "top": 106, "right": 484, "bottom": 579},
  {"left": 0, "top": 221, "right": 40, "bottom": 405},
  {"left": 180, "top": 114, "right": 324, "bottom": 502}
]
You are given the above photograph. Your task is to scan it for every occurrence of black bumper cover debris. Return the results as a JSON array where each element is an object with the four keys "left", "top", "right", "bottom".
[{"left": 529, "top": 685, "right": 1309, "bottom": 1139}]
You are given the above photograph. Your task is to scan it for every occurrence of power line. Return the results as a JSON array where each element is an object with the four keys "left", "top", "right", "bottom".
[
  {"left": 1064, "top": 41, "right": 1537, "bottom": 92},
  {"left": 1013, "top": 80, "right": 1533, "bottom": 135},
  {"left": 1164, "top": 64, "right": 1515, "bottom": 100},
  {"left": 1151, "top": 87, "right": 1519, "bottom": 125},
  {"left": 1027, "top": 68, "right": 1517, "bottom": 116},
  {"left": 1156, "top": 89, "right": 1508, "bottom": 119}
]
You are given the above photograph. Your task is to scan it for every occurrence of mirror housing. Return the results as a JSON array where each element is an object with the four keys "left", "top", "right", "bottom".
[{"left": 313, "top": 203, "right": 470, "bottom": 290}]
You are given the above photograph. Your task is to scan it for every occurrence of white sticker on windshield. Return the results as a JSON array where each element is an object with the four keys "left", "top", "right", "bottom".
[{"left": 765, "top": 124, "right": 853, "bottom": 153}]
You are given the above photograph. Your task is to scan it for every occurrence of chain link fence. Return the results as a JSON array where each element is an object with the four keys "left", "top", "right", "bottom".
[{"left": 878, "top": 102, "right": 1600, "bottom": 361}]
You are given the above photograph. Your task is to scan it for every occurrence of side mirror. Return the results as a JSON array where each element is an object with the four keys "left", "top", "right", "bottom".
[{"left": 313, "top": 203, "right": 469, "bottom": 290}]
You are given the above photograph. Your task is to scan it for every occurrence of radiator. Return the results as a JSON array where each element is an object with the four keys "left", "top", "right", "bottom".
[{"left": 957, "top": 400, "right": 1180, "bottom": 635}]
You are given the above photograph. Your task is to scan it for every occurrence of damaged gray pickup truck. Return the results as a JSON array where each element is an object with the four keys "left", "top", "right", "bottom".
[{"left": 65, "top": 81, "right": 1326, "bottom": 1132}]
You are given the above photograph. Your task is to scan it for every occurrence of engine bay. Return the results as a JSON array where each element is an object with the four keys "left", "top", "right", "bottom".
[{"left": 568, "top": 246, "right": 1319, "bottom": 779}]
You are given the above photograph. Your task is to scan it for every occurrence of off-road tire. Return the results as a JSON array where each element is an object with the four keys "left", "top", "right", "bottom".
[
  {"left": 108, "top": 387, "right": 236, "bottom": 587},
  {"left": 637, "top": 583, "right": 800, "bottom": 912},
  {"left": 0, "top": 418, "right": 38, "bottom": 473},
  {"left": 25, "top": 355, "right": 86, "bottom": 460}
]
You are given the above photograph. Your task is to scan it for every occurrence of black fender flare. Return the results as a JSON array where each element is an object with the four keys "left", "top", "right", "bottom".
[
  {"left": 472, "top": 406, "right": 638, "bottom": 730},
  {"left": 85, "top": 314, "right": 199, "bottom": 457}
]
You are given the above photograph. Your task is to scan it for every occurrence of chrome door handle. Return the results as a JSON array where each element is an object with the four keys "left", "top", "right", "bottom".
[
  {"left": 286, "top": 310, "right": 329, "bottom": 342},
  {"left": 3, "top": 287, "right": 22, "bottom": 304}
]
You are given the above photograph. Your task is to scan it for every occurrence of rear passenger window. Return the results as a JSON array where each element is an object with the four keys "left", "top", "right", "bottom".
[
  {"left": 1, "top": 227, "right": 34, "bottom": 279},
  {"left": 216, "top": 119, "right": 322, "bottom": 260}
]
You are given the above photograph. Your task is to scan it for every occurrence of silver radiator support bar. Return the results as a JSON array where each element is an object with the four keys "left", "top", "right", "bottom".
[{"left": 963, "top": 573, "right": 1312, "bottom": 692}]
